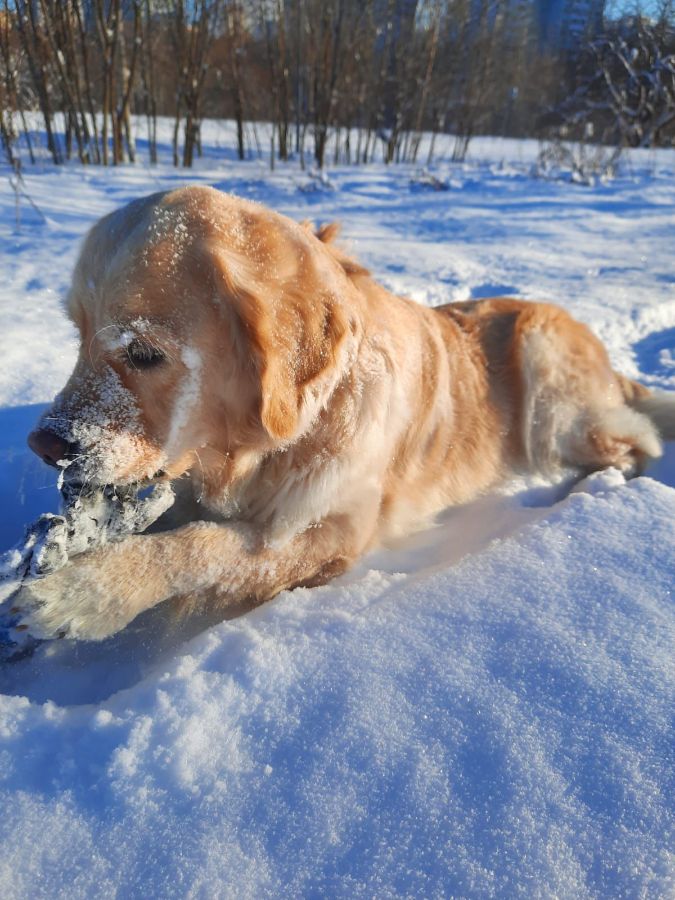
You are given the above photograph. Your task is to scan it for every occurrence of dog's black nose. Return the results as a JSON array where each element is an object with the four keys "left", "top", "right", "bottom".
[{"left": 27, "top": 428, "right": 72, "bottom": 468}]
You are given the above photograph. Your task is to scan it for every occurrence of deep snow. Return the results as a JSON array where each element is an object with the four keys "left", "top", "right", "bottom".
[{"left": 0, "top": 122, "right": 673, "bottom": 898}]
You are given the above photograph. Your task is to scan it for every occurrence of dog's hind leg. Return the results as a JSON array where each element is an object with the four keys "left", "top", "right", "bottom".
[
  {"left": 516, "top": 305, "right": 663, "bottom": 477},
  {"left": 561, "top": 403, "right": 662, "bottom": 476}
]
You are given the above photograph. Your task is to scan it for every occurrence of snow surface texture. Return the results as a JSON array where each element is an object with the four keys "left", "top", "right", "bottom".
[{"left": 0, "top": 122, "right": 673, "bottom": 898}]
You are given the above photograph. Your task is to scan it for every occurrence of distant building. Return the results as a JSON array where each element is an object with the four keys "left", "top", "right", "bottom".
[
  {"left": 467, "top": 0, "right": 604, "bottom": 52},
  {"left": 538, "top": 0, "right": 605, "bottom": 51}
]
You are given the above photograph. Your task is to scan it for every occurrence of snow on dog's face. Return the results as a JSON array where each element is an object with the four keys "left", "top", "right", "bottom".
[{"left": 32, "top": 187, "right": 355, "bottom": 492}]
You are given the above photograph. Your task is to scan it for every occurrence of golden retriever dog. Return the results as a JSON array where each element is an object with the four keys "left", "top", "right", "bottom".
[{"left": 15, "top": 186, "right": 675, "bottom": 641}]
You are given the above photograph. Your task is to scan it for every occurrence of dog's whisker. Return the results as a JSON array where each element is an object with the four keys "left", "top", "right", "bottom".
[
  {"left": 203, "top": 443, "right": 231, "bottom": 464},
  {"left": 193, "top": 450, "right": 206, "bottom": 504},
  {"left": 88, "top": 323, "right": 122, "bottom": 364}
]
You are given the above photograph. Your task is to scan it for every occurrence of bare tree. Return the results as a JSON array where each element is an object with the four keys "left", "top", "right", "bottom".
[
  {"left": 116, "top": 1, "right": 142, "bottom": 163},
  {"left": 15, "top": 0, "right": 62, "bottom": 163},
  {"left": 306, "top": 0, "right": 346, "bottom": 167},
  {"left": 139, "top": 0, "right": 160, "bottom": 164},
  {"left": 92, "top": 0, "right": 123, "bottom": 164},
  {"left": 162, "top": 0, "right": 222, "bottom": 167},
  {"left": 258, "top": 0, "right": 292, "bottom": 161},
  {"left": 409, "top": 0, "right": 442, "bottom": 162},
  {"left": 223, "top": 0, "right": 247, "bottom": 160},
  {"left": 0, "top": 2, "right": 35, "bottom": 164},
  {"left": 592, "top": 17, "right": 674, "bottom": 146},
  {"left": 549, "top": 13, "right": 675, "bottom": 150}
]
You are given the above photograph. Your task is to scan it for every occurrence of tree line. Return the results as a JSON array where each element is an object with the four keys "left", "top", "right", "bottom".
[{"left": 0, "top": 0, "right": 673, "bottom": 169}]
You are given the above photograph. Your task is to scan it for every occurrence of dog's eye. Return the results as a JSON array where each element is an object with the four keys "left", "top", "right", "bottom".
[{"left": 125, "top": 339, "right": 165, "bottom": 370}]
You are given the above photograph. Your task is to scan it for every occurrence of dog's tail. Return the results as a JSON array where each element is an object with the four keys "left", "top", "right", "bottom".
[
  {"left": 633, "top": 392, "right": 675, "bottom": 441},
  {"left": 619, "top": 375, "right": 675, "bottom": 441}
]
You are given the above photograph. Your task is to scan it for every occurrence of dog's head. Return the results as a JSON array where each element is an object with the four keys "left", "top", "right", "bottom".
[{"left": 28, "top": 187, "right": 360, "bottom": 492}]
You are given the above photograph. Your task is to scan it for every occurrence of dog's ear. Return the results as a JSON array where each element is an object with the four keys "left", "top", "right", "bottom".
[
  {"left": 303, "top": 221, "right": 370, "bottom": 278},
  {"left": 210, "top": 238, "right": 351, "bottom": 442},
  {"left": 242, "top": 285, "right": 349, "bottom": 441}
]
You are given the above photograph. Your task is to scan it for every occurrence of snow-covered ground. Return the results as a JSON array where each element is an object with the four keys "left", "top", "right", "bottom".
[{"left": 0, "top": 122, "right": 673, "bottom": 898}]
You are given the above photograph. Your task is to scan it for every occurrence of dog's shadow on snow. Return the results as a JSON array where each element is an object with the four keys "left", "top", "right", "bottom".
[
  {"left": 632, "top": 328, "right": 675, "bottom": 383},
  {"left": 2, "top": 403, "right": 674, "bottom": 708},
  {"left": 0, "top": 601, "right": 235, "bottom": 707}
]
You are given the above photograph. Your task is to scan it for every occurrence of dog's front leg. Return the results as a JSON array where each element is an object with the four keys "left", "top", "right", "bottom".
[{"left": 10, "top": 517, "right": 358, "bottom": 641}]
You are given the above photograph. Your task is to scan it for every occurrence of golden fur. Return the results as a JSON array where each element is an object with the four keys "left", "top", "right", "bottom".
[{"left": 16, "top": 186, "right": 675, "bottom": 640}]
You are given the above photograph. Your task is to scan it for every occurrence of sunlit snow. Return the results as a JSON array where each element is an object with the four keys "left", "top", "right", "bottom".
[{"left": 0, "top": 121, "right": 673, "bottom": 898}]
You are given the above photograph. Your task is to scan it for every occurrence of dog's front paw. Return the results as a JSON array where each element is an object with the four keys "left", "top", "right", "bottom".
[{"left": 11, "top": 543, "right": 151, "bottom": 641}]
